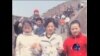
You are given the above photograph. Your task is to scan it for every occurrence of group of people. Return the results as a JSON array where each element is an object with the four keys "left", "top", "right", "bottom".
[
  {"left": 13, "top": 4, "right": 87, "bottom": 56},
  {"left": 14, "top": 17, "right": 87, "bottom": 56}
]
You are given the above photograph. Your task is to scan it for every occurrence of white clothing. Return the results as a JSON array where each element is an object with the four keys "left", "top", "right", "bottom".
[
  {"left": 61, "top": 15, "right": 66, "bottom": 19},
  {"left": 34, "top": 25, "right": 38, "bottom": 30},
  {"left": 15, "top": 32, "right": 40, "bottom": 56},
  {"left": 65, "top": 17, "right": 70, "bottom": 23},
  {"left": 40, "top": 34, "right": 63, "bottom": 56}
]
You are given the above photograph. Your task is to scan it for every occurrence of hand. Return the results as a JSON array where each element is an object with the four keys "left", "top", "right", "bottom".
[
  {"left": 32, "top": 43, "right": 41, "bottom": 51},
  {"left": 57, "top": 47, "right": 64, "bottom": 53},
  {"left": 32, "top": 43, "right": 37, "bottom": 48}
]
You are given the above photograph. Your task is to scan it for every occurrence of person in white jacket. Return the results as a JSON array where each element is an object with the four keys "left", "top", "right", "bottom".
[
  {"left": 39, "top": 18, "right": 63, "bottom": 56},
  {"left": 15, "top": 20, "right": 40, "bottom": 56}
]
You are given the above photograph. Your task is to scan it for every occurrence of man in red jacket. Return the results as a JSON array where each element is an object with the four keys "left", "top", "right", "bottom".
[{"left": 63, "top": 20, "right": 87, "bottom": 56}]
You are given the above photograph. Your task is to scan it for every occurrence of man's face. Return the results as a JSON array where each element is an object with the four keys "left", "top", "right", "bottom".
[
  {"left": 36, "top": 20, "right": 42, "bottom": 26},
  {"left": 46, "top": 22, "right": 55, "bottom": 35},
  {"left": 70, "top": 23, "right": 81, "bottom": 36},
  {"left": 34, "top": 12, "right": 39, "bottom": 15}
]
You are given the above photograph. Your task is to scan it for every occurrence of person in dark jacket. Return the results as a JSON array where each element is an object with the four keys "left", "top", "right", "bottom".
[
  {"left": 32, "top": 9, "right": 41, "bottom": 25},
  {"left": 34, "top": 17, "right": 45, "bottom": 36},
  {"left": 14, "top": 20, "right": 22, "bottom": 35}
]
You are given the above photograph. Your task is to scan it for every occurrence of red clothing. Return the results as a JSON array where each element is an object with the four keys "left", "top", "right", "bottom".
[{"left": 63, "top": 33, "right": 87, "bottom": 56}]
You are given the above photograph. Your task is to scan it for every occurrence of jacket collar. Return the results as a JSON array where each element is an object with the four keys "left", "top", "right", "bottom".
[
  {"left": 72, "top": 32, "right": 82, "bottom": 38},
  {"left": 44, "top": 33, "right": 56, "bottom": 41},
  {"left": 23, "top": 31, "right": 34, "bottom": 36}
]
